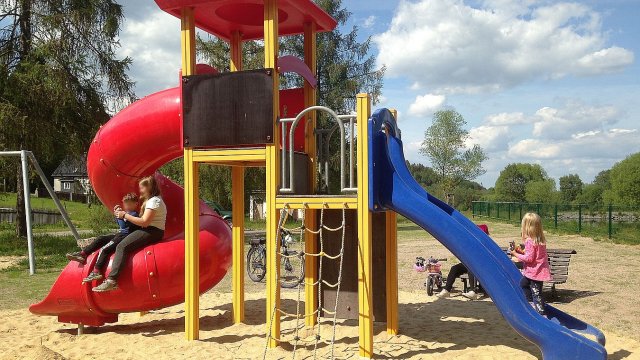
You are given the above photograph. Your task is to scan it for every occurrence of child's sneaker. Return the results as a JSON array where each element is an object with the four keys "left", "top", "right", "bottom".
[
  {"left": 436, "top": 289, "right": 450, "bottom": 298},
  {"left": 462, "top": 290, "right": 478, "bottom": 300},
  {"left": 66, "top": 252, "right": 86, "bottom": 264},
  {"left": 82, "top": 272, "right": 103, "bottom": 283},
  {"left": 92, "top": 279, "right": 118, "bottom": 292}
]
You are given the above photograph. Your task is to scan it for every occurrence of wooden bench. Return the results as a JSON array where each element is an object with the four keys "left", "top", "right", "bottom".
[{"left": 460, "top": 248, "right": 577, "bottom": 296}]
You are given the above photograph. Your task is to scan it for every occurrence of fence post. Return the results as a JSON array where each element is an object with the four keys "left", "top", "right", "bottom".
[
  {"left": 536, "top": 203, "right": 541, "bottom": 216},
  {"left": 508, "top": 203, "right": 511, "bottom": 221},
  {"left": 608, "top": 204, "right": 613, "bottom": 239},
  {"left": 488, "top": 202, "right": 491, "bottom": 218},
  {"left": 554, "top": 204, "right": 558, "bottom": 229},
  {"left": 578, "top": 204, "right": 582, "bottom": 233},
  {"left": 497, "top": 203, "right": 500, "bottom": 219},
  {"left": 519, "top": 203, "right": 522, "bottom": 220}
]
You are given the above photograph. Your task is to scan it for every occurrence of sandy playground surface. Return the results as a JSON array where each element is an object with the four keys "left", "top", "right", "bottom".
[{"left": 2, "top": 221, "right": 640, "bottom": 359}]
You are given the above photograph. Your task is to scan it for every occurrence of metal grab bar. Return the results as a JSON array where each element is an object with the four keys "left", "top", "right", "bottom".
[{"left": 279, "top": 106, "right": 357, "bottom": 194}]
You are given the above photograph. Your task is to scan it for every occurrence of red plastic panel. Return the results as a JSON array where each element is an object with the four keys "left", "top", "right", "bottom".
[
  {"left": 154, "top": 0, "right": 337, "bottom": 41},
  {"left": 279, "top": 87, "right": 306, "bottom": 152}
]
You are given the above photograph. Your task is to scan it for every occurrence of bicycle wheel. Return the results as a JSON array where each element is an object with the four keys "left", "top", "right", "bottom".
[
  {"left": 246, "top": 247, "right": 267, "bottom": 282},
  {"left": 426, "top": 276, "right": 435, "bottom": 296},
  {"left": 280, "top": 250, "right": 304, "bottom": 288}
]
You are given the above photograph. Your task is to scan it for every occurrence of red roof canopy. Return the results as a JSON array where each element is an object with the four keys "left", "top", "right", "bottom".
[{"left": 154, "top": 0, "right": 337, "bottom": 41}]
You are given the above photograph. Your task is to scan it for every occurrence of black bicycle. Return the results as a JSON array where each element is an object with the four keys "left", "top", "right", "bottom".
[{"left": 246, "top": 229, "right": 305, "bottom": 288}]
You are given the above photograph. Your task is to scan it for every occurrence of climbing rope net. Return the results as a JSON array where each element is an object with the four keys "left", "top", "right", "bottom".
[{"left": 264, "top": 205, "right": 347, "bottom": 360}]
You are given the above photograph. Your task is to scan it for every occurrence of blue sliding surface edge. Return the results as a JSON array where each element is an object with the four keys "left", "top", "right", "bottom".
[{"left": 368, "top": 108, "right": 606, "bottom": 360}]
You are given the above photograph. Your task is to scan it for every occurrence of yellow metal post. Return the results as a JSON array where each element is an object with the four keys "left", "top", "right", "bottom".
[
  {"left": 181, "top": 6, "right": 200, "bottom": 341},
  {"left": 356, "top": 93, "right": 373, "bottom": 358},
  {"left": 230, "top": 31, "right": 243, "bottom": 72},
  {"left": 231, "top": 167, "right": 244, "bottom": 323},
  {"left": 230, "top": 30, "right": 245, "bottom": 324},
  {"left": 386, "top": 109, "right": 399, "bottom": 336},
  {"left": 303, "top": 21, "right": 318, "bottom": 328},
  {"left": 264, "top": 0, "right": 280, "bottom": 348}
]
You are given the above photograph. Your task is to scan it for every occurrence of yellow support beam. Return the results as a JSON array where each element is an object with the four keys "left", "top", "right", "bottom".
[
  {"left": 276, "top": 196, "right": 357, "bottom": 209},
  {"left": 303, "top": 21, "right": 319, "bottom": 327},
  {"left": 230, "top": 30, "right": 243, "bottom": 72},
  {"left": 192, "top": 148, "right": 266, "bottom": 163},
  {"left": 385, "top": 109, "right": 399, "bottom": 336},
  {"left": 356, "top": 93, "right": 373, "bottom": 358},
  {"left": 181, "top": 6, "right": 200, "bottom": 342},
  {"left": 264, "top": 0, "right": 280, "bottom": 348},
  {"left": 231, "top": 166, "right": 244, "bottom": 323},
  {"left": 230, "top": 31, "right": 245, "bottom": 325}
]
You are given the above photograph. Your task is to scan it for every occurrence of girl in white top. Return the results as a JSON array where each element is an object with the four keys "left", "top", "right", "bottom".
[{"left": 92, "top": 175, "right": 167, "bottom": 292}]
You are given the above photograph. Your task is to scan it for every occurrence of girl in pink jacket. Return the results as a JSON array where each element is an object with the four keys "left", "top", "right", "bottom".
[{"left": 511, "top": 212, "right": 552, "bottom": 315}]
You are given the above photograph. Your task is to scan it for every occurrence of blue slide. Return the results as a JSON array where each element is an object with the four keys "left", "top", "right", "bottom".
[{"left": 368, "top": 109, "right": 607, "bottom": 360}]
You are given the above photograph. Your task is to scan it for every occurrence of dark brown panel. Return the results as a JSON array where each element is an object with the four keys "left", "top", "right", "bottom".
[
  {"left": 182, "top": 69, "right": 274, "bottom": 147},
  {"left": 319, "top": 210, "right": 387, "bottom": 322}
]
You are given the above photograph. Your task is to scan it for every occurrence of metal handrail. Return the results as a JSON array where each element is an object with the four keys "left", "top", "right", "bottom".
[{"left": 279, "top": 106, "right": 356, "bottom": 194}]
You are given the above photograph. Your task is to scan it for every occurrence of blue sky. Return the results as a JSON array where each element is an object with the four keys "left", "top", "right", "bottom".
[{"left": 116, "top": 0, "right": 639, "bottom": 187}]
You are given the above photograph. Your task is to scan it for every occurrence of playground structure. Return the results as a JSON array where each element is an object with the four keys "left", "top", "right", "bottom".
[{"left": 28, "top": 0, "right": 610, "bottom": 359}]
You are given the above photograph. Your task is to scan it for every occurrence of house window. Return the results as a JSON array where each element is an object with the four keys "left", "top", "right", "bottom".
[{"left": 63, "top": 182, "right": 71, "bottom": 190}]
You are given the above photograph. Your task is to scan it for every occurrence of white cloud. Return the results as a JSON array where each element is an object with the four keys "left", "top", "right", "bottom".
[
  {"left": 485, "top": 112, "right": 528, "bottom": 126},
  {"left": 531, "top": 101, "right": 619, "bottom": 140},
  {"left": 374, "top": 0, "right": 634, "bottom": 94},
  {"left": 508, "top": 128, "right": 639, "bottom": 161},
  {"left": 408, "top": 93, "right": 446, "bottom": 116},
  {"left": 466, "top": 125, "right": 511, "bottom": 151},
  {"left": 508, "top": 139, "right": 562, "bottom": 159},
  {"left": 363, "top": 15, "right": 376, "bottom": 29},
  {"left": 117, "top": 10, "right": 182, "bottom": 97}
]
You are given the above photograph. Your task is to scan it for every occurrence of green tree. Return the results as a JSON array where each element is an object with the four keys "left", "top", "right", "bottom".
[
  {"left": 494, "top": 163, "right": 549, "bottom": 202},
  {"left": 1, "top": 0, "right": 134, "bottom": 236},
  {"left": 420, "top": 109, "right": 487, "bottom": 196},
  {"left": 559, "top": 174, "right": 583, "bottom": 203},
  {"left": 593, "top": 169, "right": 611, "bottom": 189},
  {"left": 607, "top": 153, "right": 640, "bottom": 206},
  {"left": 406, "top": 161, "right": 438, "bottom": 188},
  {"left": 525, "top": 179, "right": 557, "bottom": 204},
  {"left": 575, "top": 170, "right": 611, "bottom": 206}
]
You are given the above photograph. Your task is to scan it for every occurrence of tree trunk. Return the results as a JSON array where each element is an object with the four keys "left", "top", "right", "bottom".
[
  {"left": 18, "top": 0, "right": 32, "bottom": 58},
  {"left": 15, "top": 0, "right": 32, "bottom": 237},
  {"left": 16, "top": 164, "right": 27, "bottom": 237}
]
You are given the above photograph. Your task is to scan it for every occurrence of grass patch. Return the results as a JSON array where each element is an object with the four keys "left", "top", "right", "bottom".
[
  {"left": 0, "top": 232, "right": 77, "bottom": 270},
  {"left": 0, "top": 231, "right": 77, "bottom": 310},
  {"left": 0, "top": 192, "right": 99, "bottom": 230}
]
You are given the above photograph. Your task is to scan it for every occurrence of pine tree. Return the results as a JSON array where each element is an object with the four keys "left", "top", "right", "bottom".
[{"left": 0, "top": 0, "right": 134, "bottom": 236}]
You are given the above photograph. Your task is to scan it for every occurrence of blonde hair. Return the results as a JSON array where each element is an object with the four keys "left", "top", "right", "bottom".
[
  {"left": 138, "top": 176, "right": 161, "bottom": 214},
  {"left": 521, "top": 212, "right": 546, "bottom": 245}
]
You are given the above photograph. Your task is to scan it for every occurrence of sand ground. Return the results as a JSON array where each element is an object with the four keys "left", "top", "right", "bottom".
[{"left": 1, "top": 220, "right": 639, "bottom": 359}]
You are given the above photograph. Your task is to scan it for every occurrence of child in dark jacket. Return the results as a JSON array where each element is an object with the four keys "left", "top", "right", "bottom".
[{"left": 66, "top": 193, "right": 140, "bottom": 282}]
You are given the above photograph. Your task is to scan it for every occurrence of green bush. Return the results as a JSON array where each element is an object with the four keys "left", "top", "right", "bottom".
[{"left": 87, "top": 205, "right": 116, "bottom": 234}]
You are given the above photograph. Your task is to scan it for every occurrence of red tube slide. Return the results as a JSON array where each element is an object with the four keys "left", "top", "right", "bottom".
[{"left": 29, "top": 83, "right": 232, "bottom": 326}]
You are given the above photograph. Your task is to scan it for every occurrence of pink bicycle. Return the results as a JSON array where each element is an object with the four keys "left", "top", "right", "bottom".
[{"left": 415, "top": 256, "right": 447, "bottom": 296}]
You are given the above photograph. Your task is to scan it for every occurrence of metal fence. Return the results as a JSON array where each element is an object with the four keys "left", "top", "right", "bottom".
[
  {"left": 472, "top": 201, "right": 640, "bottom": 243},
  {"left": 0, "top": 207, "right": 63, "bottom": 225}
]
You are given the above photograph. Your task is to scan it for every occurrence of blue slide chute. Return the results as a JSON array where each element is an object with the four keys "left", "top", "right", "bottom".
[{"left": 368, "top": 108, "right": 606, "bottom": 360}]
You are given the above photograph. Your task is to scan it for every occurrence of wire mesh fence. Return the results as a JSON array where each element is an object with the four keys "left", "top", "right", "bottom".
[{"left": 471, "top": 201, "right": 640, "bottom": 245}]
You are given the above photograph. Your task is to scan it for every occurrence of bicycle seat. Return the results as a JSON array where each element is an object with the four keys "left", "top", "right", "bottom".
[{"left": 251, "top": 238, "right": 266, "bottom": 245}]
